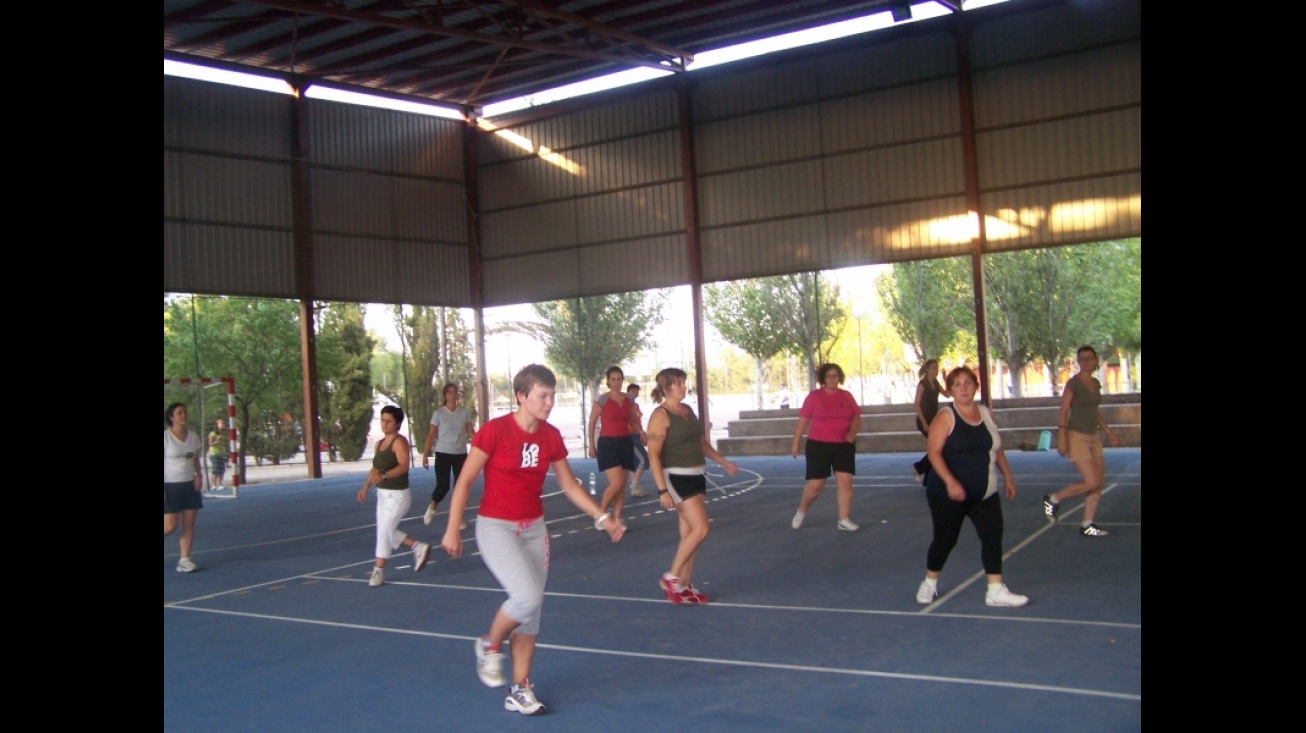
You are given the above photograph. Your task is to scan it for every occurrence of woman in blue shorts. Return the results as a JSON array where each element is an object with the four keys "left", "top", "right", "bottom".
[
  {"left": 587, "top": 366, "right": 637, "bottom": 527},
  {"left": 164, "top": 402, "right": 204, "bottom": 573}
]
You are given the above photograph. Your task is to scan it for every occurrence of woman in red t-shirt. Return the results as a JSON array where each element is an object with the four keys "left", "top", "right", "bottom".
[{"left": 441, "top": 364, "right": 624, "bottom": 716}]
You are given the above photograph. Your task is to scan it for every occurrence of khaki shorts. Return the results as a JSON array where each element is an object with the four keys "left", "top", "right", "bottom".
[{"left": 1066, "top": 431, "right": 1103, "bottom": 463}]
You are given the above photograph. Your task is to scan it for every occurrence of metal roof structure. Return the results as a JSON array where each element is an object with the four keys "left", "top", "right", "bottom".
[{"left": 164, "top": 0, "right": 958, "bottom": 114}]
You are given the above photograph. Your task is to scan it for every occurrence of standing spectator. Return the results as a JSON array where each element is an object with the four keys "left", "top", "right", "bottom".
[
  {"left": 789, "top": 364, "right": 862, "bottom": 531},
  {"left": 916, "top": 366, "right": 1028, "bottom": 607},
  {"left": 355, "top": 405, "right": 431, "bottom": 588},
  {"left": 1043, "top": 346, "right": 1122, "bottom": 536},
  {"left": 164, "top": 402, "right": 204, "bottom": 572},
  {"left": 778, "top": 386, "right": 791, "bottom": 409},
  {"left": 207, "top": 417, "right": 229, "bottom": 492},
  {"left": 420, "top": 383, "right": 476, "bottom": 528},
  {"left": 646, "top": 368, "right": 739, "bottom": 604},
  {"left": 587, "top": 366, "right": 637, "bottom": 528},
  {"left": 441, "top": 365, "right": 624, "bottom": 716},
  {"left": 911, "top": 359, "right": 950, "bottom": 485},
  {"left": 626, "top": 383, "right": 649, "bottom": 497}
]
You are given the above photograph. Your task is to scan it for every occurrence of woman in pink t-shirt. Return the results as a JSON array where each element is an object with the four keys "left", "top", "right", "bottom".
[{"left": 788, "top": 363, "right": 862, "bottom": 532}]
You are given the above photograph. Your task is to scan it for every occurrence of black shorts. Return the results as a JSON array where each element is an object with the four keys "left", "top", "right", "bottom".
[
  {"left": 164, "top": 480, "right": 204, "bottom": 514},
  {"left": 665, "top": 472, "right": 707, "bottom": 503},
  {"left": 597, "top": 436, "right": 637, "bottom": 471},
  {"left": 804, "top": 439, "right": 856, "bottom": 479}
]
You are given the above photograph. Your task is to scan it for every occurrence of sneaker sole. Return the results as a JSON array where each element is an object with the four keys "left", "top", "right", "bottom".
[
  {"left": 413, "top": 547, "right": 430, "bottom": 572},
  {"left": 985, "top": 598, "right": 1029, "bottom": 607},
  {"left": 837, "top": 523, "right": 859, "bottom": 532},
  {"left": 504, "top": 698, "right": 546, "bottom": 715}
]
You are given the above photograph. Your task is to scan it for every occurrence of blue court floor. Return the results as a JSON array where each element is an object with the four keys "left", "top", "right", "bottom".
[{"left": 164, "top": 449, "right": 1141, "bottom": 732}]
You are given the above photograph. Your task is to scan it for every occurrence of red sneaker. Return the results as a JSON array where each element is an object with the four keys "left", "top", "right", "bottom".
[
  {"left": 660, "top": 575, "right": 683, "bottom": 604},
  {"left": 680, "top": 585, "right": 709, "bottom": 604}
]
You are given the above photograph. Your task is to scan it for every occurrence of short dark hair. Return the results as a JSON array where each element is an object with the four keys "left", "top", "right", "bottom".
[
  {"left": 165, "top": 402, "right": 186, "bottom": 427},
  {"left": 380, "top": 404, "right": 405, "bottom": 427},
  {"left": 816, "top": 363, "right": 845, "bottom": 385},
  {"left": 514, "top": 364, "right": 557, "bottom": 401},
  {"left": 626, "top": 383, "right": 640, "bottom": 394},
  {"left": 605, "top": 366, "right": 624, "bottom": 380}
]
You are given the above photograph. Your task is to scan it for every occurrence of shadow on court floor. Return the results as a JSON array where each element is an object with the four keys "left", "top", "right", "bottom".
[{"left": 165, "top": 449, "right": 1141, "bottom": 733}]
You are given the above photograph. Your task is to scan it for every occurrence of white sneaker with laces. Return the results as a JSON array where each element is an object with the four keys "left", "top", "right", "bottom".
[
  {"left": 504, "top": 681, "right": 546, "bottom": 715},
  {"left": 176, "top": 558, "right": 197, "bottom": 573},
  {"left": 475, "top": 637, "right": 506, "bottom": 688},
  {"left": 423, "top": 505, "right": 436, "bottom": 525},
  {"left": 368, "top": 567, "right": 384, "bottom": 587},
  {"left": 836, "top": 518, "right": 860, "bottom": 532},
  {"left": 916, "top": 580, "right": 937, "bottom": 605},
  {"left": 791, "top": 510, "right": 806, "bottom": 529},
  {"left": 984, "top": 583, "right": 1029, "bottom": 607},
  {"left": 412, "top": 542, "right": 431, "bottom": 572}
]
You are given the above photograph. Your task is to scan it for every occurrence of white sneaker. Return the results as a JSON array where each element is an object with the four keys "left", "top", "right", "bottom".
[
  {"left": 916, "top": 580, "right": 937, "bottom": 604},
  {"left": 368, "top": 567, "right": 384, "bottom": 587},
  {"left": 423, "top": 505, "right": 436, "bottom": 525},
  {"left": 791, "top": 510, "right": 806, "bottom": 529},
  {"left": 504, "top": 681, "right": 546, "bottom": 715},
  {"left": 475, "top": 637, "right": 506, "bottom": 688},
  {"left": 412, "top": 542, "right": 431, "bottom": 572},
  {"left": 461, "top": 519, "right": 468, "bottom": 530},
  {"left": 985, "top": 583, "right": 1029, "bottom": 607},
  {"left": 176, "top": 557, "right": 197, "bottom": 573},
  {"left": 630, "top": 485, "right": 647, "bottom": 497},
  {"left": 836, "top": 518, "right": 860, "bottom": 532}
]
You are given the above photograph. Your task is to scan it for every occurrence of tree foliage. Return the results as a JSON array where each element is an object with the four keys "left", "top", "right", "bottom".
[
  {"left": 163, "top": 296, "right": 306, "bottom": 475},
  {"left": 707, "top": 273, "right": 844, "bottom": 394},
  {"left": 876, "top": 258, "right": 973, "bottom": 364},
  {"left": 985, "top": 241, "right": 1140, "bottom": 395},
  {"left": 318, "top": 303, "right": 376, "bottom": 462},
  {"left": 706, "top": 280, "right": 790, "bottom": 408}
]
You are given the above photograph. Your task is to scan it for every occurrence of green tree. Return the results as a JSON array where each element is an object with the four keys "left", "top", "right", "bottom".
[
  {"left": 375, "top": 305, "right": 439, "bottom": 448},
  {"left": 503, "top": 292, "right": 666, "bottom": 450},
  {"left": 434, "top": 307, "right": 480, "bottom": 427},
  {"left": 706, "top": 280, "right": 790, "bottom": 408},
  {"left": 985, "top": 240, "right": 1141, "bottom": 396},
  {"left": 771, "top": 273, "right": 845, "bottom": 390},
  {"left": 163, "top": 295, "right": 305, "bottom": 477},
  {"left": 876, "top": 258, "right": 973, "bottom": 364},
  {"left": 318, "top": 302, "right": 376, "bottom": 462}
]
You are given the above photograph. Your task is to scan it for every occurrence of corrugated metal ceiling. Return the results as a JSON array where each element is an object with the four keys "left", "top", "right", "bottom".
[{"left": 164, "top": 1, "right": 960, "bottom": 113}]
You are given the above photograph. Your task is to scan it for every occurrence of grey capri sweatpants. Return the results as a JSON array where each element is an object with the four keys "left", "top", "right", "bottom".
[{"left": 475, "top": 514, "right": 550, "bottom": 636}]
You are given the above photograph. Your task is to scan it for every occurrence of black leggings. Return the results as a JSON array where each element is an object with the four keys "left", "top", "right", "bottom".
[
  {"left": 430, "top": 452, "right": 468, "bottom": 505},
  {"left": 913, "top": 417, "right": 931, "bottom": 478},
  {"left": 925, "top": 492, "right": 1005, "bottom": 575}
]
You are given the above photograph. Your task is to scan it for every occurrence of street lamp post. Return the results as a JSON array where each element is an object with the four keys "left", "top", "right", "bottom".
[{"left": 851, "top": 304, "right": 866, "bottom": 404}]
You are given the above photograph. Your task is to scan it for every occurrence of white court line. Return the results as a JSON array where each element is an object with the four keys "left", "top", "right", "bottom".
[
  {"left": 164, "top": 604, "right": 1138, "bottom": 701},
  {"left": 920, "top": 483, "right": 1124, "bottom": 614}
]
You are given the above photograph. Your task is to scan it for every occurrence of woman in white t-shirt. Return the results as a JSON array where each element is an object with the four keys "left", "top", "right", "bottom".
[
  {"left": 420, "top": 383, "right": 476, "bottom": 526},
  {"left": 163, "top": 402, "right": 204, "bottom": 573}
]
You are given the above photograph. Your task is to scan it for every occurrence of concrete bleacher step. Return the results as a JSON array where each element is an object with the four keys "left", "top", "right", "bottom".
[{"left": 717, "top": 394, "right": 1141, "bottom": 456}]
